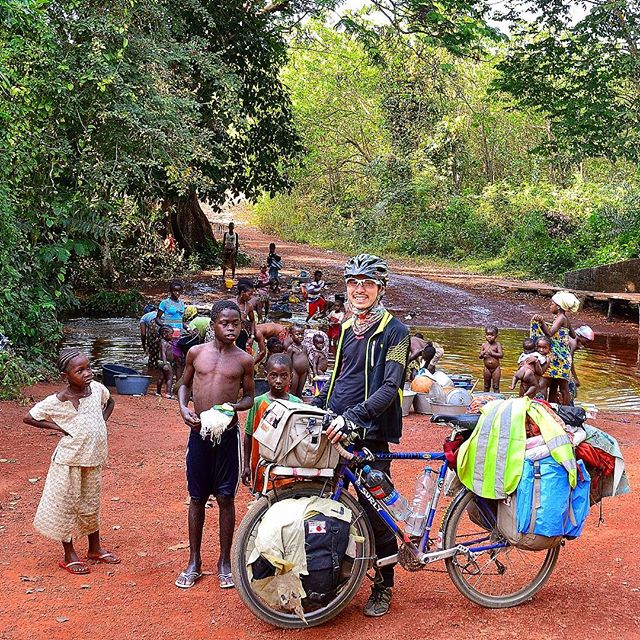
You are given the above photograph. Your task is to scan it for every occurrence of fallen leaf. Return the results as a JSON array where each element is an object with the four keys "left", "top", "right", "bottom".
[
  {"left": 167, "top": 542, "right": 189, "bottom": 551},
  {"left": 113, "top": 525, "right": 121, "bottom": 530},
  {"left": 110, "top": 497, "right": 120, "bottom": 502},
  {"left": 0, "top": 458, "right": 17, "bottom": 463},
  {"left": 35, "top": 587, "right": 45, "bottom": 592},
  {"left": 80, "top": 584, "right": 91, "bottom": 589},
  {"left": 136, "top": 551, "right": 148, "bottom": 557},
  {"left": 55, "top": 616, "right": 69, "bottom": 623},
  {"left": 28, "top": 478, "right": 41, "bottom": 484},
  {"left": 25, "top": 589, "right": 34, "bottom": 594},
  {"left": 19, "top": 576, "right": 38, "bottom": 582}
]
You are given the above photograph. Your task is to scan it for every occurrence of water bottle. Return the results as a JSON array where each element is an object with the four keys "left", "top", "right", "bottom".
[
  {"left": 405, "top": 468, "right": 437, "bottom": 536},
  {"left": 362, "top": 465, "right": 411, "bottom": 521}
]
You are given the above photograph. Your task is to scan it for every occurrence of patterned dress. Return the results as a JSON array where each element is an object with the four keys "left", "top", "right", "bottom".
[
  {"left": 30, "top": 381, "right": 110, "bottom": 542},
  {"left": 530, "top": 320, "right": 572, "bottom": 380}
]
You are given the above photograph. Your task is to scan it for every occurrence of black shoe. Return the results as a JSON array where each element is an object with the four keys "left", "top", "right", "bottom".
[{"left": 363, "top": 586, "right": 392, "bottom": 617}]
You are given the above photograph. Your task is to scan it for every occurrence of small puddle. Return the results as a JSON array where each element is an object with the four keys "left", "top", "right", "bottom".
[{"left": 61, "top": 318, "right": 640, "bottom": 412}]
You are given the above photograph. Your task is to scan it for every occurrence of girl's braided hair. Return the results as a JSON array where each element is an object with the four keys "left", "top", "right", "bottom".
[{"left": 57, "top": 348, "right": 84, "bottom": 372}]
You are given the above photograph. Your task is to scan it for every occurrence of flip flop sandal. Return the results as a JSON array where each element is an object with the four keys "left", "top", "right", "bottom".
[
  {"left": 87, "top": 552, "right": 121, "bottom": 565},
  {"left": 59, "top": 560, "right": 90, "bottom": 575},
  {"left": 175, "top": 571, "right": 203, "bottom": 589},
  {"left": 218, "top": 573, "right": 235, "bottom": 589}
]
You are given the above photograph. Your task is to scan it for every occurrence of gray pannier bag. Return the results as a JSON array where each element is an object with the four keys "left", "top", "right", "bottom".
[
  {"left": 253, "top": 400, "right": 341, "bottom": 469},
  {"left": 496, "top": 493, "right": 563, "bottom": 551}
]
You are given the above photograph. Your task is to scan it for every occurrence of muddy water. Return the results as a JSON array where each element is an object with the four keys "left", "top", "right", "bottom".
[
  {"left": 418, "top": 326, "right": 640, "bottom": 412},
  {"left": 62, "top": 318, "right": 640, "bottom": 411}
]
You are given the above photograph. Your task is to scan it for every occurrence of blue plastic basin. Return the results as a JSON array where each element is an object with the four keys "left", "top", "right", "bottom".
[
  {"left": 103, "top": 363, "right": 138, "bottom": 387},
  {"left": 114, "top": 374, "right": 152, "bottom": 396}
]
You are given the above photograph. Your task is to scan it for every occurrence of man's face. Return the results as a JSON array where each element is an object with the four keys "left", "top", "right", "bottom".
[
  {"left": 267, "top": 364, "right": 291, "bottom": 393},
  {"left": 291, "top": 327, "right": 304, "bottom": 344},
  {"left": 170, "top": 285, "right": 182, "bottom": 301},
  {"left": 346, "top": 276, "right": 381, "bottom": 312},
  {"left": 213, "top": 309, "right": 242, "bottom": 344}
]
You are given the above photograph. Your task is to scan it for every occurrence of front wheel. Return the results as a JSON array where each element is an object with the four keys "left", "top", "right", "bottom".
[
  {"left": 231, "top": 482, "right": 374, "bottom": 629},
  {"left": 442, "top": 490, "right": 560, "bottom": 608}
]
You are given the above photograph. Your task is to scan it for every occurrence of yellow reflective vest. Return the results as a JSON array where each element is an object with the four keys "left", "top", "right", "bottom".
[{"left": 457, "top": 397, "right": 577, "bottom": 499}]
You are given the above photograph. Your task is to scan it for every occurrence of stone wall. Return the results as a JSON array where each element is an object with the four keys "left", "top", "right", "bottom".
[{"left": 564, "top": 259, "right": 640, "bottom": 292}]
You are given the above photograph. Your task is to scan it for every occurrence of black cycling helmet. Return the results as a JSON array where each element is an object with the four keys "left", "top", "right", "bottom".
[{"left": 343, "top": 254, "right": 389, "bottom": 285}]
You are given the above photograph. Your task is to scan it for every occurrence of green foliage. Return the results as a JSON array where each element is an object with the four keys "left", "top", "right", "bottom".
[
  {"left": 253, "top": 18, "right": 640, "bottom": 283},
  {"left": 82, "top": 290, "right": 144, "bottom": 317},
  {"left": 0, "top": 0, "right": 313, "bottom": 395}
]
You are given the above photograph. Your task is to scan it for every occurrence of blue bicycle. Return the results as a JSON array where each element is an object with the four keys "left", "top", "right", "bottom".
[{"left": 232, "top": 413, "right": 560, "bottom": 628}]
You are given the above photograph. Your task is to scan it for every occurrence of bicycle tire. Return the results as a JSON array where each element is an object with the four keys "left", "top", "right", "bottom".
[
  {"left": 442, "top": 490, "right": 560, "bottom": 608},
  {"left": 231, "top": 482, "right": 374, "bottom": 629}
]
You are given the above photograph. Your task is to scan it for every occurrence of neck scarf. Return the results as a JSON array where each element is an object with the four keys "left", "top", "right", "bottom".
[{"left": 349, "top": 291, "right": 386, "bottom": 336}]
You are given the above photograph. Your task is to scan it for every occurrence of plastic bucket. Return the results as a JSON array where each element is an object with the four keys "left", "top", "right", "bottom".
[
  {"left": 414, "top": 393, "right": 432, "bottom": 415},
  {"left": 402, "top": 390, "right": 416, "bottom": 417},
  {"left": 102, "top": 364, "right": 138, "bottom": 387},
  {"left": 114, "top": 374, "right": 152, "bottom": 396}
]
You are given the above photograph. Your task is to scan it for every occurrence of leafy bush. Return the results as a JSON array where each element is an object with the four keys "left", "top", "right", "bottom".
[{"left": 81, "top": 290, "right": 144, "bottom": 317}]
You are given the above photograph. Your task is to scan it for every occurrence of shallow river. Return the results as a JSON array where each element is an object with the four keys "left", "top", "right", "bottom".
[{"left": 62, "top": 318, "right": 640, "bottom": 412}]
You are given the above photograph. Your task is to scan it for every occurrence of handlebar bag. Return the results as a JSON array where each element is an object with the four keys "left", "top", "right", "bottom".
[{"left": 254, "top": 400, "right": 341, "bottom": 469}]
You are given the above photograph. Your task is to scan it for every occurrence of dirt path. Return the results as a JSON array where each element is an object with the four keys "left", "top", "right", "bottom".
[
  {"left": 1, "top": 386, "right": 638, "bottom": 640},
  {"left": 185, "top": 214, "right": 638, "bottom": 338}
]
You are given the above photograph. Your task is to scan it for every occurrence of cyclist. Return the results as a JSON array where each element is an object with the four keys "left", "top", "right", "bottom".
[{"left": 316, "top": 254, "right": 410, "bottom": 617}]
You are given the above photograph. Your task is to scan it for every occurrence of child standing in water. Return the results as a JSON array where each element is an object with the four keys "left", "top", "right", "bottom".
[
  {"left": 287, "top": 324, "right": 310, "bottom": 397},
  {"left": 24, "top": 349, "right": 119, "bottom": 575},
  {"left": 157, "top": 324, "right": 176, "bottom": 398},
  {"left": 479, "top": 325, "right": 504, "bottom": 392},
  {"left": 266, "top": 243, "right": 282, "bottom": 293}
]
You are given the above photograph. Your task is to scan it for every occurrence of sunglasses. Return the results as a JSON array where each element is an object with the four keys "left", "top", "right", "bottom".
[{"left": 345, "top": 278, "right": 381, "bottom": 290}]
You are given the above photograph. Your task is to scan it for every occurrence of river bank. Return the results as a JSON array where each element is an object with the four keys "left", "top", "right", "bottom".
[{"left": 140, "top": 217, "right": 640, "bottom": 339}]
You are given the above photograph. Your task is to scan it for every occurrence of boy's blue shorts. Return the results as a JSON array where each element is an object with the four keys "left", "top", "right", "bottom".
[{"left": 186, "top": 426, "right": 241, "bottom": 500}]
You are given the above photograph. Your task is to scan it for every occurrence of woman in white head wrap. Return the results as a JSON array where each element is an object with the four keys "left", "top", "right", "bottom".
[{"left": 530, "top": 291, "right": 580, "bottom": 404}]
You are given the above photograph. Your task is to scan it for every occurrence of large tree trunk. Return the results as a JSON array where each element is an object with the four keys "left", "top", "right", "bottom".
[{"left": 166, "top": 190, "right": 216, "bottom": 255}]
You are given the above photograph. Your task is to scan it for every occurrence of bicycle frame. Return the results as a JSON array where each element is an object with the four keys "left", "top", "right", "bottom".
[{"left": 331, "top": 449, "right": 508, "bottom": 565}]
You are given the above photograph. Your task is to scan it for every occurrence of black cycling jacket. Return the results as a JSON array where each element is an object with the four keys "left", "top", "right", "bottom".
[{"left": 313, "top": 311, "right": 409, "bottom": 443}]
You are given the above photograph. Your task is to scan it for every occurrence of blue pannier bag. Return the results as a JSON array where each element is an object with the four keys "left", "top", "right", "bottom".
[{"left": 516, "top": 456, "right": 590, "bottom": 539}]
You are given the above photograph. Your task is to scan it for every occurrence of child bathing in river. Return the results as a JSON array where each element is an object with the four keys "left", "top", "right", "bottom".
[{"left": 479, "top": 325, "right": 504, "bottom": 392}]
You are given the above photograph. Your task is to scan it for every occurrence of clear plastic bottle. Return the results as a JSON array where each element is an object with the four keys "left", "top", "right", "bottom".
[
  {"left": 362, "top": 465, "right": 411, "bottom": 521},
  {"left": 405, "top": 468, "right": 437, "bottom": 536}
]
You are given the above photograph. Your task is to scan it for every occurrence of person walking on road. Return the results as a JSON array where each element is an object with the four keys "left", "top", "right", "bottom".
[{"left": 221, "top": 222, "right": 239, "bottom": 281}]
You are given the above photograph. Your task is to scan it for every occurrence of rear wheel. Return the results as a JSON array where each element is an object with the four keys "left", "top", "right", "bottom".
[
  {"left": 442, "top": 490, "right": 560, "bottom": 608},
  {"left": 231, "top": 482, "right": 374, "bottom": 629}
]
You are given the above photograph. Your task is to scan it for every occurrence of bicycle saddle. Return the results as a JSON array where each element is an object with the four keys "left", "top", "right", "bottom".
[{"left": 431, "top": 414, "right": 480, "bottom": 429}]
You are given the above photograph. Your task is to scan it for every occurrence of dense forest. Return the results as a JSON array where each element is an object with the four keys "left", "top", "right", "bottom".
[
  {"left": 254, "top": 1, "right": 640, "bottom": 280},
  {"left": 1, "top": 0, "right": 640, "bottom": 393}
]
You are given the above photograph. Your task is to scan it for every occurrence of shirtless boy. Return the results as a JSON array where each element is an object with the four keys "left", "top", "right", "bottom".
[
  {"left": 287, "top": 324, "right": 309, "bottom": 397},
  {"left": 176, "top": 300, "right": 255, "bottom": 590},
  {"left": 479, "top": 325, "right": 504, "bottom": 392},
  {"left": 309, "top": 333, "right": 329, "bottom": 378}
]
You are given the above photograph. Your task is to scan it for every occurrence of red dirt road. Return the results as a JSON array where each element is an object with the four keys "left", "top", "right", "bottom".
[{"left": 1, "top": 386, "right": 638, "bottom": 640}]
